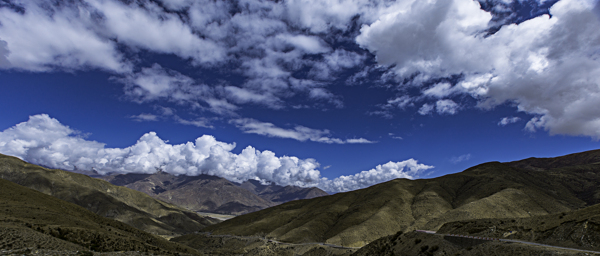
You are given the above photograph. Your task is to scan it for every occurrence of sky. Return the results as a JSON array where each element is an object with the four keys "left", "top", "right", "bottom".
[{"left": 1, "top": 0, "right": 600, "bottom": 193}]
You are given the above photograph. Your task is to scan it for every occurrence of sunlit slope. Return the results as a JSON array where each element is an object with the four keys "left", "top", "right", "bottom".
[
  {"left": 0, "top": 178, "right": 201, "bottom": 254},
  {"left": 203, "top": 151, "right": 600, "bottom": 247},
  {"left": 0, "top": 153, "right": 218, "bottom": 236}
]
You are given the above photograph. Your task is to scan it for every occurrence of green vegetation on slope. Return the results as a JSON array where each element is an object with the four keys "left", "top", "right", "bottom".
[
  {"left": 202, "top": 150, "right": 600, "bottom": 247},
  {"left": 0, "top": 153, "right": 218, "bottom": 237},
  {"left": 0, "top": 178, "right": 200, "bottom": 254}
]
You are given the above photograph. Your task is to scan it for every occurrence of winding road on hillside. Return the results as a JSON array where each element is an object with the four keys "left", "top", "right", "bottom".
[
  {"left": 199, "top": 232, "right": 362, "bottom": 250},
  {"left": 415, "top": 230, "right": 600, "bottom": 254}
]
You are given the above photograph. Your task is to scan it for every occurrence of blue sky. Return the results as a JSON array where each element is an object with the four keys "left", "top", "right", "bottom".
[{"left": 1, "top": 0, "right": 599, "bottom": 193}]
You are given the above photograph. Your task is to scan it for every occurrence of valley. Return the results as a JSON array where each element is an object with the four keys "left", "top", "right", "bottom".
[{"left": 1, "top": 149, "right": 600, "bottom": 255}]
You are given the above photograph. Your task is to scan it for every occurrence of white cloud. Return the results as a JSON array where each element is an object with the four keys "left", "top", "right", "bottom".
[
  {"left": 132, "top": 107, "right": 215, "bottom": 128},
  {"left": 231, "top": 118, "right": 375, "bottom": 144},
  {"left": 130, "top": 113, "right": 159, "bottom": 122},
  {"left": 387, "top": 95, "right": 413, "bottom": 109},
  {"left": 0, "top": 114, "right": 427, "bottom": 193},
  {"left": 498, "top": 116, "right": 521, "bottom": 126},
  {"left": 0, "top": 2, "right": 128, "bottom": 72},
  {"left": 423, "top": 83, "right": 458, "bottom": 98},
  {"left": 389, "top": 133, "right": 403, "bottom": 140},
  {"left": 223, "top": 86, "right": 283, "bottom": 109},
  {"left": 277, "top": 34, "right": 330, "bottom": 54},
  {"left": 0, "top": 0, "right": 362, "bottom": 110},
  {"left": 356, "top": 0, "right": 600, "bottom": 138},
  {"left": 450, "top": 154, "right": 471, "bottom": 163},
  {"left": 0, "top": 40, "right": 10, "bottom": 68},
  {"left": 86, "top": 0, "right": 225, "bottom": 65},
  {"left": 369, "top": 95, "right": 415, "bottom": 118},
  {"left": 0, "top": 114, "right": 320, "bottom": 187},
  {"left": 418, "top": 103, "right": 434, "bottom": 115},
  {"left": 418, "top": 99, "right": 460, "bottom": 115},
  {"left": 436, "top": 99, "right": 460, "bottom": 115},
  {"left": 175, "top": 117, "right": 214, "bottom": 129},
  {"left": 356, "top": 0, "right": 491, "bottom": 77},
  {"left": 319, "top": 159, "right": 433, "bottom": 192},
  {"left": 118, "top": 64, "right": 207, "bottom": 103}
]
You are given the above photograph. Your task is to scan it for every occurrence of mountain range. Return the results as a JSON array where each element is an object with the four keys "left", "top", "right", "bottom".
[
  {"left": 0, "top": 153, "right": 218, "bottom": 237},
  {"left": 0, "top": 177, "right": 200, "bottom": 255},
  {"left": 1, "top": 149, "right": 600, "bottom": 255},
  {"left": 101, "top": 172, "right": 328, "bottom": 215},
  {"left": 199, "top": 149, "right": 600, "bottom": 248}
]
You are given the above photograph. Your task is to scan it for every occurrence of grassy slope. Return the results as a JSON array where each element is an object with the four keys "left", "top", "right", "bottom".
[
  {"left": 202, "top": 152, "right": 600, "bottom": 247},
  {"left": 438, "top": 203, "right": 600, "bottom": 250},
  {"left": 0, "top": 178, "right": 201, "bottom": 254},
  {"left": 354, "top": 202, "right": 600, "bottom": 256},
  {"left": 0, "top": 153, "right": 218, "bottom": 236}
]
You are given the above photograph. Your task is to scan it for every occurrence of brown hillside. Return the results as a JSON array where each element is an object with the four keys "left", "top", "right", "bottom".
[
  {"left": 103, "top": 172, "right": 328, "bottom": 215},
  {"left": 0, "top": 153, "right": 218, "bottom": 237},
  {"left": 202, "top": 150, "right": 600, "bottom": 247},
  {"left": 240, "top": 179, "right": 328, "bottom": 204},
  {"left": 355, "top": 202, "right": 600, "bottom": 255},
  {"left": 438, "top": 203, "right": 600, "bottom": 251},
  {"left": 103, "top": 172, "right": 274, "bottom": 215},
  {"left": 0, "top": 178, "right": 201, "bottom": 255}
]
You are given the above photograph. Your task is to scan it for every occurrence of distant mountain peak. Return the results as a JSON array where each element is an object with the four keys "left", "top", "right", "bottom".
[{"left": 101, "top": 172, "right": 328, "bottom": 215}]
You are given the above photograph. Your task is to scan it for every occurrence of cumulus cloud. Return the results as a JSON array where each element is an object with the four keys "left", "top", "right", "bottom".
[
  {"left": 231, "top": 118, "right": 375, "bottom": 144},
  {"left": 418, "top": 100, "right": 460, "bottom": 115},
  {"left": 357, "top": 0, "right": 600, "bottom": 138},
  {"left": 0, "top": 115, "right": 428, "bottom": 192},
  {"left": 436, "top": 99, "right": 460, "bottom": 115},
  {"left": 319, "top": 159, "right": 433, "bottom": 192},
  {"left": 498, "top": 116, "right": 521, "bottom": 126},
  {"left": 418, "top": 104, "right": 435, "bottom": 115}
]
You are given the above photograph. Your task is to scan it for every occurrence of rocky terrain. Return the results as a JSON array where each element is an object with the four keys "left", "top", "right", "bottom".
[{"left": 102, "top": 172, "right": 328, "bottom": 215}]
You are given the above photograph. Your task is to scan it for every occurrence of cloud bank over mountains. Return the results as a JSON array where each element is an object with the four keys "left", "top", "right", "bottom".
[
  {"left": 0, "top": 115, "right": 432, "bottom": 193},
  {"left": 2, "top": 0, "right": 600, "bottom": 139}
]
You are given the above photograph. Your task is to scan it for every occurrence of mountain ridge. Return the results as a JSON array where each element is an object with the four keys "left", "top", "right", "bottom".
[
  {"left": 0, "top": 153, "right": 218, "bottom": 237},
  {"left": 101, "top": 171, "right": 328, "bottom": 215},
  {"left": 0, "top": 177, "right": 201, "bottom": 255},
  {"left": 198, "top": 149, "right": 600, "bottom": 247}
]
